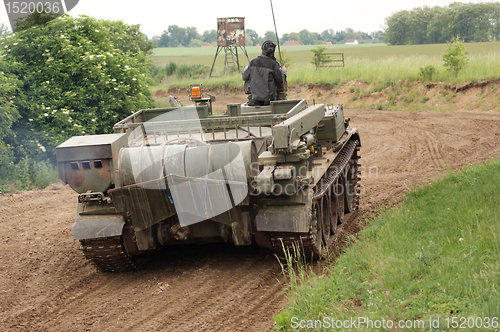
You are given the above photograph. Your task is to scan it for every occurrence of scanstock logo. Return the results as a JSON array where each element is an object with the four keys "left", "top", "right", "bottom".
[{"left": 3, "top": 0, "right": 79, "bottom": 31}]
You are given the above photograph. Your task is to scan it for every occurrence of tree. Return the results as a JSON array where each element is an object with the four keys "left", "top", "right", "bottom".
[
  {"left": 465, "top": 3, "right": 490, "bottom": 42},
  {"left": 446, "top": 3, "right": 475, "bottom": 42},
  {"left": 264, "top": 31, "right": 277, "bottom": 43},
  {"left": 280, "top": 33, "right": 290, "bottom": 43},
  {"left": 100, "top": 20, "right": 154, "bottom": 56},
  {"left": 299, "top": 29, "right": 314, "bottom": 45},
  {"left": 370, "top": 30, "right": 386, "bottom": 41},
  {"left": 490, "top": 2, "right": 500, "bottom": 41},
  {"left": 167, "top": 25, "right": 184, "bottom": 47},
  {"left": 185, "top": 27, "right": 200, "bottom": 46},
  {"left": 244, "top": 31, "right": 254, "bottom": 46},
  {"left": 0, "top": 59, "right": 21, "bottom": 170},
  {"left": 333, "top": 30, "right": 347, "bottom": 43},
  {"left": 405, "top": 6, "right": 435, "bottom": 44},
  {"left": 160, "top": 25, "right": 201, "bottom": 47},
  {"left": 245, "top": 29, "right": 261, "bottom": 45},
  {"left": 288, "top": 32, "right": 301, "bottom": 44},
  {"left": 311, "top": 46, "right": 330, "bottom": 68},
  {"left": 151, "top": 35, "right": 160, "bottom": 47},
  {"left": 0, "top": 23, "right": 10, "bottom": 37},
  {"left": 278, "top": 49, "right": 292, "bottom": 68},
  {"left": 384, "top": 10, "right": 409, "bottom": 45},
  {"left": 443, "top": 35, "right": 469, "bottom": 76},
  {"left": 0, "top": 15, "right": 153, "bottom": 161},
  {"left": 344, "top": 28, "right": 356, "bottom": 39},
  {"left": 427, "top": 6, "right": 450, "bottom": 43},
  {"left": 385, "top": 2, "right": 500, "bottom": 45},
  {"left": 202, "top": 30, "right": 217, "bottom": 44},
  {"left": 321, "top": 29, "right": 335, "bottom": 43},
  {"left": 156, "top": 26, "right": 209, "bottom": 47},
  {"left": 157, "top": 31, "right": 170, "bottom": 47},
  {"left": 13, "top": 8, "right": 60, "bottom": 32},
  {"left": 311, "top": 32, "right": 321, "bottom": 43}
]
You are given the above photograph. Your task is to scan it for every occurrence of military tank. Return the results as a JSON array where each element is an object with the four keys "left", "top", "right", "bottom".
[{"left": 56, "top": 85, "right": 361, "bottom": 272}]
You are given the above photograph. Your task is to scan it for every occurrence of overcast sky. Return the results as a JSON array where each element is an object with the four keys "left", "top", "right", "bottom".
[{"left": 0, "top": 0, "right": 493, "bottom": 38}]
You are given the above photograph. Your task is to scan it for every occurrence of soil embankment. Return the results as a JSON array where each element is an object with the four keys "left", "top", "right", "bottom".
[{"left": 158, "top": 78, "right": 500, "bottom": 113}]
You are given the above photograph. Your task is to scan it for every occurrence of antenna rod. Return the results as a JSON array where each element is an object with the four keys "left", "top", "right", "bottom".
[{"left": 270, "top": 0, "right": 283, "bottom": 66}]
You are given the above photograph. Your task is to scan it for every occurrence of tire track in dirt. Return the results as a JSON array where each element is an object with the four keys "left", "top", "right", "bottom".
[
  {"left": 223, "top": 276, "right": 285, "bottom": 331},
  {"left": 153, "top": 249, "right": 282, "bottom": 332},
  {"left": 2, "top": 109, "right": 500, "bottom": 331},
  {"left": 169, "top": 261, "right": 284, "bottom": 332},
  {"left": 424, "top": 132, "right": 446, "bottom": 169},
  {"left": 204, "top": 264, "right": 284, "bottom": 331}
]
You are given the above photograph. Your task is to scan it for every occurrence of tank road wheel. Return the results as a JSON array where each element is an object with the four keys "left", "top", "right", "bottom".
[
  {"left": 344, "top": 163, "right": 354, "bottom": 213},
  {"left": 333, "top": 177, "right": 345, "bottom": 225},
  {"left": 344, "top": 145, "right": 360, "bottom": 213},
  {"left": 310, "top": 196, "right": 337, "bottom": 258},
  {"left": 329, "top": 189, "right": 338, "bottom": 235},
  {"left": 320, "top": 195, "right": 331, "bottom": 245},
  {"left": 312, "top": 200, "right": 324, "bottom": 252}
]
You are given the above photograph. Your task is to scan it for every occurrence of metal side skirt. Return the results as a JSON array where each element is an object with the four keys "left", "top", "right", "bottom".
[
  {"left": 72, "top": 214, "right": 125, "bottom": 240},
  {"left": 255, "top": 205, "right": 310, "bottom": 233}
]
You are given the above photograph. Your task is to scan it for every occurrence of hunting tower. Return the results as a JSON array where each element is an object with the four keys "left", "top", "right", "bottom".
[{"left": 209, "top": 17, "right": 249, "bottom": 78}]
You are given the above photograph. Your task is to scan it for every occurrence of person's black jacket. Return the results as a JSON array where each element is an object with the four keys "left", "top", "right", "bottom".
[{"left": 242, "top": 54, "right": 284, "bottom": 103}]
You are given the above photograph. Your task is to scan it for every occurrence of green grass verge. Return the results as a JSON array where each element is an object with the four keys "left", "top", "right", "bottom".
[{"left": 273, "top": 159, "right": 500, "bottom": 331}]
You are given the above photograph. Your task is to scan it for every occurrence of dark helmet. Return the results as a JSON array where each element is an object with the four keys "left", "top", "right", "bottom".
[{"left": 261, "top": 40, "right": 276, "bottom": 56}]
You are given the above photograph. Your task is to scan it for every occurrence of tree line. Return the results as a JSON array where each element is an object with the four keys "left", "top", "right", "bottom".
[
  {"left": 155, "top": 25, "right": 217, "bottom": 47},
  {"left": 255, "top": 28, "right": 385, "bottom": 45},
  {"left": 384, "top": 2, "right": 500, "bottom": 45},
  {"left": 153, "top": 26, "right": 385, "bottom": 47}
]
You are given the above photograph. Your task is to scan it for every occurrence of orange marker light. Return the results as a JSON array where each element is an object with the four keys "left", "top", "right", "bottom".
[{"left": 191, "top": 87, "right": 201, "bottom": 98}]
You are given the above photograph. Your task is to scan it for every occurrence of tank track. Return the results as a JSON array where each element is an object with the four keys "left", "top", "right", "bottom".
[
  {"left": 80, "top": 236, "right": 139, "bottom": 272},
  {"left": 270, "top": 138, "right": 361, "bottom": 258}
]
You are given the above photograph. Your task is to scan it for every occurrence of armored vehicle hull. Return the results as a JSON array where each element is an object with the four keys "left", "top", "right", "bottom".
[{"left": 56, "top": 93, "right": 361, "bottom": 271}]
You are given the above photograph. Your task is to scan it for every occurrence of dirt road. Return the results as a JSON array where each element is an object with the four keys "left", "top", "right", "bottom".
[{"left": 1, "top": 108, "right": 500, "bottom": 331}]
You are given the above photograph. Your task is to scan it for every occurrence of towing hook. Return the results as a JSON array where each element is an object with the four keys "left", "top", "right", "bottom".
[{"left": 170, "top": 224, "right": 189, "bottom": 241}]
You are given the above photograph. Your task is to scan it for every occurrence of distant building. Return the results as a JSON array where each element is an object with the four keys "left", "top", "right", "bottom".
[
  {"left": 201, "top": 45, "right": 214, "bottom": 48},
  {"left": 325, "top": 41, "right": 332, "bottom": 45},
  {"left": 283, "top": 40, "right": 301, "bottom": 46},
  {"left": 345, "top": 39, "right": 358, "bottom": 44}
]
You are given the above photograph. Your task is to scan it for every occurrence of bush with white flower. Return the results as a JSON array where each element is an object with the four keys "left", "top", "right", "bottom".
[{"left": 0, "top": 15, "right": 154, "bottom": 161}]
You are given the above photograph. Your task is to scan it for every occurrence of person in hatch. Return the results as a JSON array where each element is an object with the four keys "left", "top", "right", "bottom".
[{"left": 242, "top": 40, "right": 287, "bottom": 106}]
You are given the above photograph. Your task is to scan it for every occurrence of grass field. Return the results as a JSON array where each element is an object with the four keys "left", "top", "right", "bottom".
[
  {"left": 150, "top": 43, "right": 386, "bottom": 61},
  {"left": 273, "top": 159, "right": 500, "bottom": 331},
  {"left": 150, "top": 42, "right": 500, "bottom": 89}
]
